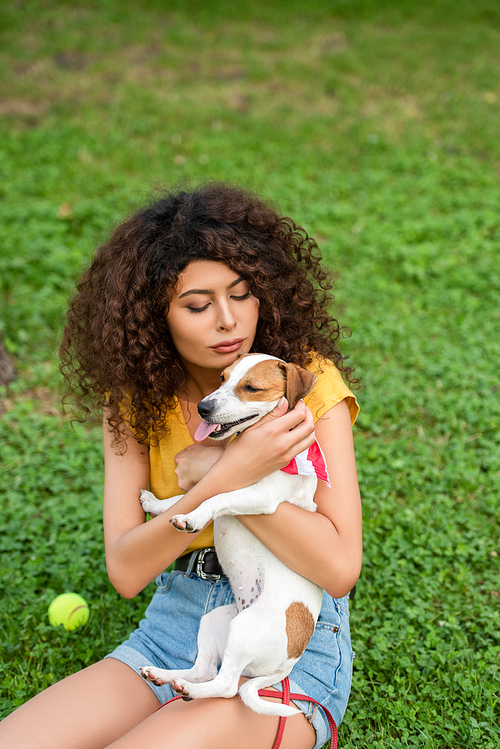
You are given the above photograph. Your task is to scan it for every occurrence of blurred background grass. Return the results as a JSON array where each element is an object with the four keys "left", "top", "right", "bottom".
[{"left": 0, "top": 1, "right": 499, "bottom": 746}]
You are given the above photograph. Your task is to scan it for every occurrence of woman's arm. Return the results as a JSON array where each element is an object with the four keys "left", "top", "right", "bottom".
[
  {"left": 238, "top": 399, "right": 362, "bottom": 599},
  {"left": 103, "top": 400, "right": 317, "bottom": 599}
]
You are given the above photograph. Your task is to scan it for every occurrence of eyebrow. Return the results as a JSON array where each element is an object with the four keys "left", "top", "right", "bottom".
[{"left": 178, "top": 276, "right": 247, "bottom": 299}]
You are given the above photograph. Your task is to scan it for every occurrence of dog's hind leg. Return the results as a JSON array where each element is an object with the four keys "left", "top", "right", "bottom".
[
  {"left": 169, "top": 658, "right": 242, "bottom": 702},
  {"left": 168, "top": 652, "right": 298, "bottom": 715},
  {"left": 141, "top": 604, "right": 236, "bottom": 687},
  {"left": 168, "top": 608, "right": 295, "bottom": 710},
  {"left": 167, "top": 608, "right": 260, "bottom": 701}
]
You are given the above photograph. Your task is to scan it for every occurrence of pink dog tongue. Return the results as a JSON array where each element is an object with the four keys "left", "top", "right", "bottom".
[{"left": 194, "top": 420, "right": 218, "bottom": 442}]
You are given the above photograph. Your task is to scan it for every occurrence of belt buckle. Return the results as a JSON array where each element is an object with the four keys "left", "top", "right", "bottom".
[{"left": 196, "top": 547, "right": 221, "bottom": 582}]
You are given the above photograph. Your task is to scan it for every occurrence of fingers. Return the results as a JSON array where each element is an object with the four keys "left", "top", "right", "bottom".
[
  {"left": 255, "top": 396, "right": 288, "bottom": 425},
  {"left": 252, "top": 398, "right": 311, "bottom": 430},
  {"left": 272, "top": 396, "right": 288, "bottom": 416},
  {"left": 270, "top": 398, "right": 314, "bottom": 433},
  {"left": 174, "top": 444, "right": 225, "bottom": 492},
  {"left": 286, "top": 427, "right": 316, "bottom": 457},
  {"left": 174, "top": 444, "right": 198, "bottom": 464},
  {"left": 219, "top": 399, "right": 317, "bottom": 483},
  {"left": 241, "top": 400, "right": 316, "bottom": 463}
]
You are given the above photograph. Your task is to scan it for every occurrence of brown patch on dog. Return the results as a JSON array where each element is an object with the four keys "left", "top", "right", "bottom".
[
  {"left": 280, "top": 363, "right": 317, "bottom": 410},
  {"left": 285, "top": 602, "right": 315, "bottom": 659},
  {"left": 235, "top": 360, "right": 287, "bottom": 402}
]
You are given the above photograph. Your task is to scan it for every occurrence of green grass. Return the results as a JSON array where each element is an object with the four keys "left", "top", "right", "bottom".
[{"left": 1, "top": 1, "right": 499, "bottom": 745}]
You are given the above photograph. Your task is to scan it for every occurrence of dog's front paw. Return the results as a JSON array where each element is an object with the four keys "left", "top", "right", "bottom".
[
  {"left": 140, "top": 666, "right": 170, "bottom": 686},
  {"left": 171, "top": 678, "right": 194, "bottom": 701},
  {"left": 139, "top": 490, "right": 164, "bottom": 517},
  {"left": 170, "top": 513, "right": 199, "bottom": 533}
]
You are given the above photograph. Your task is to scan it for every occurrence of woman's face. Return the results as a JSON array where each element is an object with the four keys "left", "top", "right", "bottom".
[{"left": 166, "top": 260, "right": 260, "bottom": 372}]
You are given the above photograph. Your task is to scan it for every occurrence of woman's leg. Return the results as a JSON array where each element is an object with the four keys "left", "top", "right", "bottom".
[
  {"left": 0, "top": 658, "right": 159, "bottom": 749},
  {"left": 1, "top": 662, "right": 317, "bottom": 749},
  {"left": 107, "top": 690, "right": 317, "bottom": 749}
]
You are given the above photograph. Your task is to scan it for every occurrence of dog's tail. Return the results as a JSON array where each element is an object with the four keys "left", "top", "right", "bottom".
[{"left": 238, "top": 676, "right": 301, "bottom": 717}]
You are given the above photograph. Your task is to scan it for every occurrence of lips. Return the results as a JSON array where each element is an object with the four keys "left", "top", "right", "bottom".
[{"left": 210, "top": 338, "right": 245, "bottom": 354}]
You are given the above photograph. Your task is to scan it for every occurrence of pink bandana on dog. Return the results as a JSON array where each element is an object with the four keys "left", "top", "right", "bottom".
[{"left": 281, "top": 441, "right": 331, "bottom": 487}]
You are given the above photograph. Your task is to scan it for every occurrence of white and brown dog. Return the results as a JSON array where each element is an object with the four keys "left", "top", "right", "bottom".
[{"left": 139, "top": 354, "right": 328, "bottom": 717}]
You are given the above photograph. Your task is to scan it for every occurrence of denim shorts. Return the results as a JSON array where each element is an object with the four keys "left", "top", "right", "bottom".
[{"left": 106, "top": 556, "right": 353, "bottom": 749}]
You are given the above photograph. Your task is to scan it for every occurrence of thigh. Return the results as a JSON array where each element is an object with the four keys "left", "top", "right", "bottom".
[
  {"left": 0, "top": 658, "right": 159, "bottom": 749},
  {"left": 106, "top": 691, "right": 316, "bottom": 749}
]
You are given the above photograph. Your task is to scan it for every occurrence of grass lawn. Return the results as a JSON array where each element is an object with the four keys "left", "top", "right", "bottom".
[{"left": 1, "top": 1, "right": 499, "bottom": 746}]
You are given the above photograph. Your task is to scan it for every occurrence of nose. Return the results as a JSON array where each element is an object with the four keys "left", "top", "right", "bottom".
[
  {"left": 216, "top": 301, "right": 236, "bottom": 332},
  {"left": 198, "top": 398, "right": 216, "bottom": 419}
]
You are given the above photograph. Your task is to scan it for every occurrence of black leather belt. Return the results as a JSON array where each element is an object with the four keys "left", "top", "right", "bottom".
[
  {"left": 174, "top": 547, "right": 225, "bottom": 581},
  {"left": 174, "top": 547, "right": 357, "bottom": 597}
]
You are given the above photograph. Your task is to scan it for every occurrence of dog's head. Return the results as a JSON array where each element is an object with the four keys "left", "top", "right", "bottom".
[{"left": 194, "top": 354, "right": 317, "bottom": 441}]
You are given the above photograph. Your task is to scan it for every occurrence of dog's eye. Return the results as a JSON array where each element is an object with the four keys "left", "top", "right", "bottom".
[{"left": 244, "top": 385, "right": 262, "bottom": 393}]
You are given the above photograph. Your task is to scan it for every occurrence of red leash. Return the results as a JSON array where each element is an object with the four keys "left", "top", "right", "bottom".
[{"left": 154, "top": 676, "right": 338, "bottom": 749}]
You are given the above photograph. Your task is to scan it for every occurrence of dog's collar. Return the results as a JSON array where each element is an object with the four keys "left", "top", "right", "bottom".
[{"left": 281, "top": 441, "right": 330, "bottom": 487}]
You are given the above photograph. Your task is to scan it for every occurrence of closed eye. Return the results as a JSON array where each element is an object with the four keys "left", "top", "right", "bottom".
[
  {"left": 244, "top": 384, "right": 264, "bottom": 393},
  {"left": 187, "top": 303, "right": 210, "bottom": 314}
]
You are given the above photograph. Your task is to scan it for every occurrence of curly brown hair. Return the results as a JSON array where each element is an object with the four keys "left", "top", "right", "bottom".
[{"left": 60, "top": 182, "right": 355, "bottom": 447}]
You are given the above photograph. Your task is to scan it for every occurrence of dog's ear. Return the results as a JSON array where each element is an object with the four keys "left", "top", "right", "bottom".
[{"left": 279, "top": 363, "right": 317, "bottom": 411}]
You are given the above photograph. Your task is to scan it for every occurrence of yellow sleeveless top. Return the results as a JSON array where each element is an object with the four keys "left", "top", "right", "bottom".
[{"left": 147, "top": 357, "right": 359, "bottom": 555}]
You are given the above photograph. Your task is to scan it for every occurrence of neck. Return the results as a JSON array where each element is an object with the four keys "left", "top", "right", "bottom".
[{"left": 177, "top": 360, "right": 223, "bottom": 402}]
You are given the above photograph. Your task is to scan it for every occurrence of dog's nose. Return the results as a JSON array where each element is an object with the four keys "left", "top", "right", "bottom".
[{"left": 198, "top": 399, "right": 215, "bottom": 419}]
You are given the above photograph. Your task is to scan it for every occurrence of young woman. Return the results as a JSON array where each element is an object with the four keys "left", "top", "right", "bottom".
[{"left": 0, "top": 183, "right": 362, "bottom": 749}]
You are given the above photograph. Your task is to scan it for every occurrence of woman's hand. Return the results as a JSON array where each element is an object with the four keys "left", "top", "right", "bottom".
[
  {"left": 218, "top": 397, "right": 316, "bottom": 488},
  {"left": 174, "top": 444, "right": 224, "bottom": 491},
  {"left": 176, "top": 399, "right": 315, "bottom": 493}
]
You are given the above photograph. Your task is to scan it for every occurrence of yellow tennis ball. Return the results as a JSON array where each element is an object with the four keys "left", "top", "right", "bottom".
[{"left": 48, "top": 593, "right": 89, "bottom": 632}]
